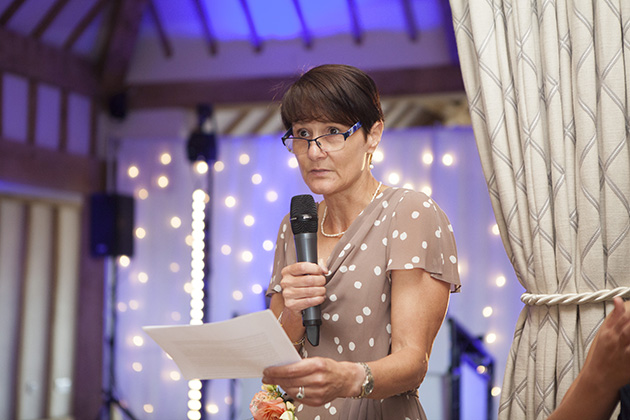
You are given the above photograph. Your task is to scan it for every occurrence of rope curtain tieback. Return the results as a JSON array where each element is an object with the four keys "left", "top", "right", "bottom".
[{"left": 521, "top": 286, "right": 630, "bottom": 306}]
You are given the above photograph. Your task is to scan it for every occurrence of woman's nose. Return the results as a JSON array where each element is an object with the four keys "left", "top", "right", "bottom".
[{"left": 307, "top": 140, "right": 326, "bottom": 159}]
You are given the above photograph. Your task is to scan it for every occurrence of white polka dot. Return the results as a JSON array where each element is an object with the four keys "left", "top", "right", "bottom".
[
  {"left": 325, "top": 403, "right": 331, "bottom": 409},
  {"left": 363, "top": 307, "right": 371, "bottom": 316},
  {"left": 382, "top": 201, "right": 389, "bottom": 208},
  {"left": 448, "top": 224, "right": 453, "bottom": 232},
  {"left": 332, "top": 314, "right": 340, "bottom": 321},
  {"left": 356, "top": 315, "right": 364, "bottom": 324},
  {"left": 282, "top": 224, "right": 287, "bottom": 232},
  {"left": 376, "top": 192, "right": 383, "bottom": 199},
  {"left": 349, "top": 265, "right": 356, "bottom": 271},
  {"left": 387, "top": 258, "right": 393, "bottom": 266},
  {"left": 392, "top": 230, "right": 399, "bottom": 238},
  {"left": 382, "top": 238, "right": 388, "bottom": 246},
  {"left": 323, "top": 313, "right": 331, "bottom": 320},
  {"left": 360, "top": 243, "right": 368, "bottom": 251},
  {"left": 337, "top": 345, "right": 343, "bottom": 354},
  {"left": 314, "top": 415, "right": 320, "bottom": 420},
  {"left": 349, "top": 342, "right": 356, "bottom": 351},
  {"left": 273, "top": 285, "right": 282, "bottom": 292},
  {"left": 422, "top": 241, "right": 428, "bottom": 249},
  {"left": 450, "top": 255, "right": 457, "bottom": 263},
  {"left": 334, "top": 337, "right": 340, "bottom": 344},
  {"left": 400, "top": 232, "right": 407, "bottom": 240},
  {"left": 404, "top": 263, "right": 414, "bottom": 269},
  {"left": 412, "top": 256, "right": 420, "bottom": 263},
  {"left": 343, "top": 243, "right": 351, "bottom": 250},
  {"left": 354, "top": 281, "right": 362, "bottom": 289},
  {"left": 435, "top": 229, "right": 441, "bottom": 238},
  {"left": 381, "top": 214, "right": 387, "bottom": 221},
  {"left": 280, "top": 233, "right": 285, "bottom": 239},
  {"left": 374, "top": 220, "right": 381, "bottom": 226},
  {"left": 369, "top": 338, "right": 375, "bottom": 347},
  {"left": 340, "top": 265, "right": 348, "bottom": 273},
  {"left": 392, "top": 211, "right": 396, "bottom": 217},
  {"left": 298, "top": 404, "right": 304, "bottom": 412},
  {"left": 339, "top": 250, "right": 345, "bottom": 258},
  {"left": 329, "top": 406, "right": 337, "bottom": 415},
  {"left": 423, "top": 201, "right": 431, "bottom": 208},
  {"left": 329, "top": 294, "right": 337, "bottom": 302},
  {"left": 386, "top": 323, "right": 392, "bottom": 334},
  {"left": 374, "top": 266, "right": 381, "bottom": 275},
  {"left": 381, "top": 293, "right": 386, "bottom": 302}
]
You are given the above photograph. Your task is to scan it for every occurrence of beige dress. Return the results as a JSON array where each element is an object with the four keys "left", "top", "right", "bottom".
[{"left": 267, "top": 187, "right": 461, "bottom": 420}]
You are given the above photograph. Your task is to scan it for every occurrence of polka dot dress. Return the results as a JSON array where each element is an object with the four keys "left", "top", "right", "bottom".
[{"left": 267, "top": 188, "right": 461, "bottom": 420}]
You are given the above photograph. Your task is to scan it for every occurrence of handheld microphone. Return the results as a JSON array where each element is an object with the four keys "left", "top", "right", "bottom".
[{"left": 290, "top": 194, "right": 321, "bottom": 346}]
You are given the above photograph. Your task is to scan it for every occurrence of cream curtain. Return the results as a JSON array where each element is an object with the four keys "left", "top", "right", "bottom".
[{"left": 448, "top": 1, "right": 630, "bottom": 419}]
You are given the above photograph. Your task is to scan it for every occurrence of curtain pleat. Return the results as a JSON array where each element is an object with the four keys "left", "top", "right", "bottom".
[{"left": 449, "top": 0, "right": 630, "bottom": 418}]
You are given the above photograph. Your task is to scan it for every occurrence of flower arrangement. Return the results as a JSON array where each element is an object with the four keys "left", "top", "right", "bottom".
[{"left": 250, "top": 384, "right": 298, "bottom": 420}]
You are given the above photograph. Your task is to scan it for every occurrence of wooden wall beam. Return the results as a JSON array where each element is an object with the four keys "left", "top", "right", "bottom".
[
  {"left": 0, "top": 139, "right": 105, "bottom": 194},
  {"left": 127, "top": 65, "right": 465, "bottom": 108},
  {"left": 0, "top": 27, "right": 100, "bottom": 97}
]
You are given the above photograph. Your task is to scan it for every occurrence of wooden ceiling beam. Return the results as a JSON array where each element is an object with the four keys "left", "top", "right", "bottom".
[
  {"left": 126, "top": 65, "right": 464, "bottom": 109},
  {"left": 31, "top": 0, "right": 71, "bottom": 39},
  {"left": 291, "top": 0, "right": 312, "bottom": 49},
  {"left": 63, "top": 0, "right": 109, "bottom": 51},
  {"left": 0, "top": 0, "right": 27, "bottom": 26},
  {"left": 147, "top": 0, "right": 172, "bottom": 58},
  {"left": 192, "top": 0, "right": 218, "bottom": 55},
  {"left": 99, "top": 0, "right": 149, "bottom": 95},
  {"left": 238, "top": 0, "right": 262, "bottom": 52},
  {"left": 346, "top": 0, "right": 362, "bottom": 45},
  {"left": 400, "top": 0, "right": 419, "bottom": 42},
  {"left": 0, "top": 27, "right": 99, "bottom": 96}
]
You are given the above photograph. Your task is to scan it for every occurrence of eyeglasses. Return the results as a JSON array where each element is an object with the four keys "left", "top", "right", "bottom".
[{"left": 281, "top": 122, "right": 362, "bottom": 155}]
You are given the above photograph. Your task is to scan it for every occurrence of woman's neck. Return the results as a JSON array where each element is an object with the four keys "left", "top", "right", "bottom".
[{"left": 321, "top": 177, "right": 382, "bottom": 234}]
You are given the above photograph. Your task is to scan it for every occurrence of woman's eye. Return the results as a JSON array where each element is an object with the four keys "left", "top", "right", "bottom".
[
  {"left": 328, "top": 127, "right": 341, "bottom": 135},
  {"left": 296, "top": 129, "right": 310, "bottom": 138}
]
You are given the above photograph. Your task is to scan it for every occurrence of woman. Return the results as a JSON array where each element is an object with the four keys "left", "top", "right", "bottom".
[
  {"left": 548, "top": 297, "right": 630, "bottom": 420},
  {"left": 262, "top": 64, "right": 460, "bottom": 420}
]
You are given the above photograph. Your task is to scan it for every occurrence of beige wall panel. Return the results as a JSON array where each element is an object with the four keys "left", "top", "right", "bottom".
[
  {"left": 17, "top": 203, "right": 54, "bottom": 420},
  {"left": 48, "top": 205, "right": 81, "bottom": 418},
  {"left": 0, "top": 198, "right": 26, "bottom": 420}
]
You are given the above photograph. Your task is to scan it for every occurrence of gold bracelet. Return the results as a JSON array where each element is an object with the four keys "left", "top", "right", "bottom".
[{"left": 293, "top": 335, "right": 306, "bottom": 346}]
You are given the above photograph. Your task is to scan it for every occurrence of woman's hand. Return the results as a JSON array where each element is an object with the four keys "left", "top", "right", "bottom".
[
  {"left": 262, "top": 357, "right": 364, "bottom": 406},
  {"left": 279, "top": 262, "right": 328, "bottom": 318}
]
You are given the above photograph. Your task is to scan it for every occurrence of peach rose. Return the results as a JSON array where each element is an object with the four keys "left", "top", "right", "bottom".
[{"left": 250, "top": 397, "right": 288, "bottom": 420}]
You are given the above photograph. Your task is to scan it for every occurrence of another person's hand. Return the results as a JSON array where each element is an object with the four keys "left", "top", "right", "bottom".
[
  {"left": 582, "top": 297, "right": 630, "bottom": 391},
  {"left": 279, "top": 262, "right": 328, "bottom": 318},
  {"left": 549, "top": 297, "right": 630, "bottom": 420},
  {"left": 262, "top": 357, "right": 363, "bottom": 406}
]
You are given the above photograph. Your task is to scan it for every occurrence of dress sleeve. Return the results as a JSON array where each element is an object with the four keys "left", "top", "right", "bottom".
[
  {"left": 266, "top": 213, "right": 292, "bottom": 297},
  {"left": 385, "top": 190, "right": 461, "bottom": 292}
]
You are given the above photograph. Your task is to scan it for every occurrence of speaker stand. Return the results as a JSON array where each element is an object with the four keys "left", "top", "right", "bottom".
[{"left": 97, "top": 258, "right": 138, "bottom": 420}]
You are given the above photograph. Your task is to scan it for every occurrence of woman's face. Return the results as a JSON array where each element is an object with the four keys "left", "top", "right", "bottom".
[{"left": 291, "top": 120, "right": 382, "bottom": 197}]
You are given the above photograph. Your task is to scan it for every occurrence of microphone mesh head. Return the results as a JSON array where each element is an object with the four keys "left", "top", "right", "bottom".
[{"left": 290, "top": 195, "right": 318, "bottom": 234}]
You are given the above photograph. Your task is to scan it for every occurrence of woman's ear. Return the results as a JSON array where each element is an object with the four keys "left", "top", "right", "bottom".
[{"left": 367, "top": 120, "right": 384, "bottom": 153}]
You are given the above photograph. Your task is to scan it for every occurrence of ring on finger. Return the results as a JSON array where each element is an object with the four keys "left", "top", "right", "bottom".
[{"left": 296, "top": 386, "right": 305, "bottom": 399}]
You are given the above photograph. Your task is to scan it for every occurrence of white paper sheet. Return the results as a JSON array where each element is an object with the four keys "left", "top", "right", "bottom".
[{"left": 143, "top": 309, "right": 302, "bottom": 380}]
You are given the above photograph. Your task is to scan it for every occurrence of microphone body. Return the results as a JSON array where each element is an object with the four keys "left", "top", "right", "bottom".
[{"left": 290, "top": 195, "right": 321, "bottom": 346}]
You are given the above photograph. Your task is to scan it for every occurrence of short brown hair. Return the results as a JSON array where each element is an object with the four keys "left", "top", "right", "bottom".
[{"left": 280, "top": 64, "right": 384, "bottom": 134}]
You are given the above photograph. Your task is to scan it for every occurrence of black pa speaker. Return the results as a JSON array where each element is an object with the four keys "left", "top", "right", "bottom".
[{"left": 90, "top": 193, "right": 135, "bottom": 257}]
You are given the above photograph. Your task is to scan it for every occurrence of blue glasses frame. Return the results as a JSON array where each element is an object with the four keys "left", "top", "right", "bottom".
[{"left": 281, "top": 121, "right": 363, "bottom": 153}]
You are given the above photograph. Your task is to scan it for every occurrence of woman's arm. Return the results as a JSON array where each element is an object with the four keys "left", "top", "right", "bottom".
[
  {"left": 366, "top": 267, "right": 450, "bottom": 398},
  {"left": 548, "top": 298, "right": 630, "bottom": 420},
  {"left": 262, "top": 267, "right": 451, "bottom": 405}
]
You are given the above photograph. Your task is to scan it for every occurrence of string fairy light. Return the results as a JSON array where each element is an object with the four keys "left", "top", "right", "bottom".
[{"left": 188, "top": 189, "right": 207, "bottom": 420}]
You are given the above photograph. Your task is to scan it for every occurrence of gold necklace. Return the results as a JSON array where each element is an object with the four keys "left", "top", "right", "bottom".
[{"left": 320, "top": 181, "right": 383, "bottom": 238}]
